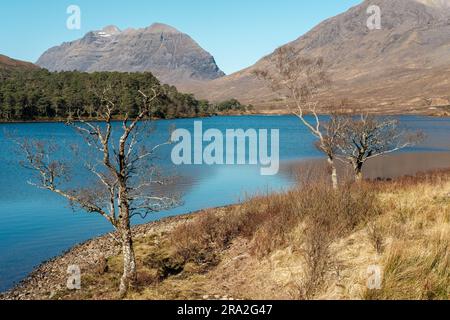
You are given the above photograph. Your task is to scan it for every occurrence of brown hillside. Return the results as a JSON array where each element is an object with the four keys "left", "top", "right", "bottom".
[{"left": 183, "top": 0, "right": 450, "bottom": 114}]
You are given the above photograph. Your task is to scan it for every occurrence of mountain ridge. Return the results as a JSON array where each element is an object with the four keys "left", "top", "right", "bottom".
[{"left": 0, "top": 54, "right": 38, "bottom": 71}]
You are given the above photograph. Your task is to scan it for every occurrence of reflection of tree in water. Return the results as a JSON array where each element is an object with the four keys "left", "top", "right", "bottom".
[{"left": 283, "top": 152, "right": 450, "bottom": 183}]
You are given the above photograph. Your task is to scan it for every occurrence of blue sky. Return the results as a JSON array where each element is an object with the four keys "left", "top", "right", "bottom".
[{"left": 0, "top": 0, "right": 362, "bottom": 74}]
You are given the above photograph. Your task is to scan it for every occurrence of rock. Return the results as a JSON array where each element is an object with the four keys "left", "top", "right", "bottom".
[
  {"left": 95, "top": 256, "right": 109, "bottom": 275},
  {"left": 144, "top": 249, "right": 185, "bottom": 279}
]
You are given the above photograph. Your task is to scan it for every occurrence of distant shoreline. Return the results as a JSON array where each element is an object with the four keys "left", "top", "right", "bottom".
[
  {"left": 0, "top": 112, "right": 248, "bottom": 124},
  {"left": 0, "top": 110, "right": 449, "bottom": 124}
]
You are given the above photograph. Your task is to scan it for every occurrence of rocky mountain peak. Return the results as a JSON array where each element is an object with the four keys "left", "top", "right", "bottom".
[{"left": 36, "top": 23, "right": 225, "bottom": 86}]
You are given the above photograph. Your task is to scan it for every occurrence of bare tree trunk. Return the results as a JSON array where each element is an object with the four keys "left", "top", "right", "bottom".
[
  {"left": 354, "top": 163, "right": 363, "bottom": 183},
  {"left": 118, "top": 189, "right": 137, "bottom": 298},
  {"left": 118, "top": 225, "right": 137, "bottom": 298},
  {"left": 327, "top": 157, "right": 338, "bottom": 190}
]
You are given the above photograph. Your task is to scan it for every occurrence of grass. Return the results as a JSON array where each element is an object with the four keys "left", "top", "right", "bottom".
[{"left": 47, "top": 170, "right": 450, "bottom": 300}]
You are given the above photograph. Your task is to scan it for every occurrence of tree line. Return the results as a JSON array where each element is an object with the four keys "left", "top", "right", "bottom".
[{"left": 0, "top": 69, "right": 251, "bottom": 121}]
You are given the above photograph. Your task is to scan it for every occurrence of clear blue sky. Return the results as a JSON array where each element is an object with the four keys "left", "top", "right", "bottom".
[{"left": 0, "top": 0, "right": 362, "bottom": 74}]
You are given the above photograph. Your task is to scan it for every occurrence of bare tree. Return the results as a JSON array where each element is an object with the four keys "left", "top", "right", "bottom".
[
  {"left": 335, "top": 113, "right": 423, "bottom": 182},
  {"left": 15, "top": 87, "right": 179, "bottom": 297},
  {"left": 254, "top": 46, "right": 342, "bottom": 189}
]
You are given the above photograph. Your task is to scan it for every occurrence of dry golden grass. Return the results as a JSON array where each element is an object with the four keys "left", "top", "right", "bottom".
[{"left": 50, "top": 170, "right": 450, "bottom": 300}]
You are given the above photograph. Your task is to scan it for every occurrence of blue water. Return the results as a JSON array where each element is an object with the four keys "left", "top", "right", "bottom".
[{"left": 0, "top": 115, "right": 449, "bottom": 292}]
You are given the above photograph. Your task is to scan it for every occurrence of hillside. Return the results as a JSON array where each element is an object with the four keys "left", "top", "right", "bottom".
[
  {"left": 185, "top": 0, "right": 450, "bottom": 114},
  {"left": 0, "top": 54, "right": 38, "bottom": 71}
]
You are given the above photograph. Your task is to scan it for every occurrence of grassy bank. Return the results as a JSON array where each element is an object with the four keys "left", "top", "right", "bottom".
[{"left": 3, "top": 170, "right": 450, "bottom": 300}]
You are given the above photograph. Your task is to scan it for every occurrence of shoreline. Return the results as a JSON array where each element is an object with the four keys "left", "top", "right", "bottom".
[
  {"left": 0, "top": 204, "right": 237, "bottom": 300},
  {"left": 0, "top": 211, "right": 201, "bottom": 300},
  {"left": 0, "top": 112, "right": 254, "bottom": 124},
  {"left": 1, "top": 111, "right": 449, "bottom": 124}
]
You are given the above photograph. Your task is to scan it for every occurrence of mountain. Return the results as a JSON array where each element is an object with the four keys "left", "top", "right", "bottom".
[
  {"left": 188, "top": 0, "right": 450, "bottom": 113},
  {"left": 36, "top": 23, "right": 225, "bottom": 86},
  {"left": 0, "top": 54, "right": 38, "bottom": 71}
]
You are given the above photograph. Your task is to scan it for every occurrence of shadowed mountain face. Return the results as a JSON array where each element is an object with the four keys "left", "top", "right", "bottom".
[
  {"left": 36, "top": 23, "right": 225, "bottom": 86},
  {"left": 186, "top": 0, "right": 450, "bottom": 113},
  {"left": 0, "top": 55, "right": 38, "bottom": 71}
]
